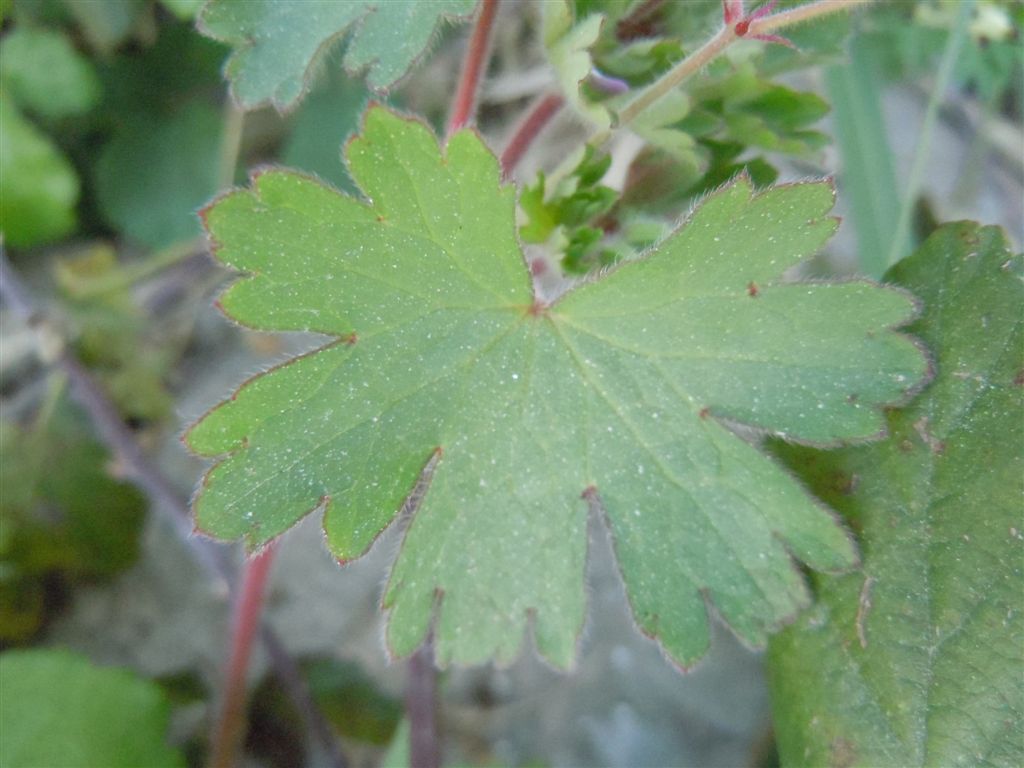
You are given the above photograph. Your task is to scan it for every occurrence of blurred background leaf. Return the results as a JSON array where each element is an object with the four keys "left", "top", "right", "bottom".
[
  {"left": 0, "top": 648, "right": 184, "bottom": 767},
  {"left": 94, "top": 102, "right": 223, "bottom": 249},
  {"left": 0, "top": 98, "right": 79, "bottom": 247},
  {"left": 0, "top": 393, "right": 146, "bottom": 644},
  {"left": 0, "top": 26, "right": 101, "bottom": 119}
]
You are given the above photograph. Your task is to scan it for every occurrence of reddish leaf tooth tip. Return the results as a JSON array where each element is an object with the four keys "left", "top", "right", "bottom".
[
  {"left": 747, "top": 281, "right": 760, "bottom": 297},
  {"left": 581, "top": 485, "right": 599, "bottom": 500},
  {"left": 344, "top": 332, "right": 358, "bottom": 345},
  {"left": 699, "top": 407, "right": 711, "bottom": 419}
]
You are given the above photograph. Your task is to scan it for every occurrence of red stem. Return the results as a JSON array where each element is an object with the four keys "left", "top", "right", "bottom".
[
  {"left": 447, "top": 0, "right": 501, "bottom": 136},
  {"left": 208, "top": 542, "right": 280, "bottom": 768},
  {"left": 500, "top": 93, "right": 565, "bottom": 179}
]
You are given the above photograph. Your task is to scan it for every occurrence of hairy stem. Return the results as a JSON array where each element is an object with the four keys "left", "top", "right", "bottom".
[
  {"left": 748, "top": 0, "right": 872, "bottom": 35},
  {"left": 208, "top": 542, "right": 279, "bottom": 768},
  {"left": 615, "top": 24, "right": 736, "bottom": 129},
  {"left": 448, "top": 0, "right": 501, "bottom": 135},
  {"left": 614, "top": 0, "right": 872, "bottom": 132},
  {"left": 500, "top": 93, "right": 565, "bottom": 178}
]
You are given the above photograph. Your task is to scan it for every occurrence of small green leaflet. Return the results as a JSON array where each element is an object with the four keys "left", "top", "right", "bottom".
[
  {"left": 199, "top": 0, "right": 474, "bottom": 111},
  {"left": 187, "top": 106, "right": 927, "bottom": 669},
  {"left": 544, "top": 0, "right": 611, "bottom": 130},
  {"left": 768, "top": 224, "right": 1023, "bottom": 766}
]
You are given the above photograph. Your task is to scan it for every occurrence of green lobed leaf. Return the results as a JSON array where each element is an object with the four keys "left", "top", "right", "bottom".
[
  {"left": 0, "top": 27, "right": 102, "bottom": 119},
  {"left": 768, "top": 223, "right": 1024, "bottom": 766},
  {"left": 187, "top": 106, "right": 927, "bottom": 669},
  {"left": 0, "top": 97, "right": 78, "bottom": 247},
  {"left": 199, "top": 0, "right": 474, "bottom": 111},
  {"left": 0, "top": 649, "right": 184, "bottom": 767}
]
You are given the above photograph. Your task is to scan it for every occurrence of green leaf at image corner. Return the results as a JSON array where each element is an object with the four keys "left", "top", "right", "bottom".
[
  {"left": 0, "top": 98, "right": 78, "bottom": 247},
  {"left": 186, "top": 106, "right": 927, "bottom": 671},
  {"left": 768, "top": 223, "right": 1023, "bottom": 766},
  {"left": 94, "top": 101, "right": 222, "bottom": 249},
  {"left": 198, "top": 0, "right": 474, "bottom": 111},
  {"left": 0, "top": 649, "right": 184, "bottom": 768}
]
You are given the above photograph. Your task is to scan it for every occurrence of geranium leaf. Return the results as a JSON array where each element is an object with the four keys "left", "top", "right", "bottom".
[
  {"left": 768, "top": 223, "right": 1024, "bottom": 766},
  {"left": 187, "top": 105, "right": 927, "bottom": 669},
  {"left": 199, "top": 0, "right": 474, "bottom": 111}
]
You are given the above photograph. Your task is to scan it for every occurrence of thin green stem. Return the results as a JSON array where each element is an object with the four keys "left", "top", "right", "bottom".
[
  {"left": 615, "top": 25, "right": 736, "bottom": 130},
  {"left": 218, "top": 101, "right": 245, "bottom": 190},
  {"left": 747, "top": 0, "right": 872, "bottom": 35},
  {"left": 611, "top": 0, "right": 872, "bottom": 137},
  {"left": 886, "top": 0, "right": 975, "bottom": 268}
]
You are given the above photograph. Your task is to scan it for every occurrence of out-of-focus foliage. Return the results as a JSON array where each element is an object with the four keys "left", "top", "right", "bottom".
[
  {"left": 281, "top": 67, "right": 370, "bottom": 194},
  {"left": 0, "top": 395, "right": 146, "bottom": 643},
  {"left": 859, "top": 0, "right": 1023, "bottom": 104},
  {"left": 245, "top": 657, "right": 401, "bottom": 767},
  {"left": 540, "top": 0, "right": 837, "bottom": 274},
  {"left": 95, "top": 103, "right": 223, "bottom": 249},
  {"left": 0, "top": 649, "right": 184, "bottom": 767},
  {"left": 0, "top": 98, "right": 79, "bottom": 247},
  {"left": 0, "top": 27, "right": 101, "bottom": 119},
  {"left": 53, "top": 246, "right": 175, "bottom": 421},
  {"left": 304, "top": 657, "right": 403, "bottom": 745}
]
